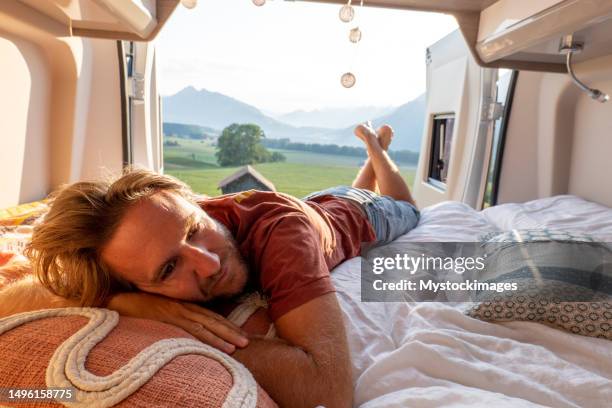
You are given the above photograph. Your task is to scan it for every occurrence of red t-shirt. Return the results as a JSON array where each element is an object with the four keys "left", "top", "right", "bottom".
[{"left": 199, "top": 190, "right": 375, "bottom": 321}]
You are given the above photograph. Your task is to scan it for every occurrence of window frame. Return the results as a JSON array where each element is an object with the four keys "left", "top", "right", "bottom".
[
  {"left": 117, "top": 40, "right": 133, "bottom": 167},
  {"left": 483, "top": 70, "right": 519, "bottom": 207},
  {"left": 427, "top": 112, "right": 456, "bottom": 190}
]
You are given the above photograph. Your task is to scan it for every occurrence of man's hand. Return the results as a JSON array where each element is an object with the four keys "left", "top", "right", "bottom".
[{"left": 106, "top": 292, "right": 249, "bottom": 354}]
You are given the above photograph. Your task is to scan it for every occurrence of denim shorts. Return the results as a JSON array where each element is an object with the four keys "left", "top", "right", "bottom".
[{"left": 304, "top": 186, "right": 420, "bottom": 245}]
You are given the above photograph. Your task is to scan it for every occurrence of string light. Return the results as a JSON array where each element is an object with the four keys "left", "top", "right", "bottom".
[
  {"left": 251, "top": 0, "right": 363, "bottom": 88},
  {"left": 181, "top": 0, "right": 197, "bottom": 9},
  {"left": 340, "top": 0, "right": 365, "bottom": 88},
  {"left": 349, "top": 27, "right": 361, "bottom": 43},
  {"left": 341, "top": 72, "right": 356, "bottom": 88},
  {"left": 339, "top": 1, "right": 354, "bottom": 23}
]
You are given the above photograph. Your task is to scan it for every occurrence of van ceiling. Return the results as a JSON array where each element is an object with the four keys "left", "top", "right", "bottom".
[
  {"left": 301, "top": 0, "right": 497, "bottom": 13},
  {"left": 12, "top": 0, "right": 179, "bottom": 41}
]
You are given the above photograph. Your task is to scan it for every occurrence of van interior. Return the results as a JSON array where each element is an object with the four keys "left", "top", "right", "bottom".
[{"left": 1, "top": 1, "right": 611, "bottom": 407}]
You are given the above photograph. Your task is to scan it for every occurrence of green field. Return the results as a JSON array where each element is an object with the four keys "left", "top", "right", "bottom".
[{"left": 164, "top": 138, "right": 416, "bottom": 198}]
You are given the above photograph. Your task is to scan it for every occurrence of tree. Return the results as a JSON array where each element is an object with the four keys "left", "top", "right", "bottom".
[
  {"left": 216, "top": 123, "right": 264, "bottom": 166},
  {"left": 216, "top": 123, "right": 286, "bottom": 166},
  {"left": 270, "top": 151, "right": 286, "bottom": 162}
]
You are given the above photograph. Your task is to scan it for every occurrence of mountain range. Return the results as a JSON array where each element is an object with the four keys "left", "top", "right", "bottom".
[
  {"left": 162, "top": 86, "right": 426, "bottom": 152},
  {"left": 276, "top": 106, "right": 396, "bottom": 129}
]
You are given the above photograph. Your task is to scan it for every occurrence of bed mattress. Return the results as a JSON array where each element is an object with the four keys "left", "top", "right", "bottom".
[{"left": 331, "top": 195, "right": 612, "bottom": 407}]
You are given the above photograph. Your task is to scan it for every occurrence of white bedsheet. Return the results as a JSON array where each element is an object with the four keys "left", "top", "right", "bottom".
[{"left": 332, "top": 195, "right": 612, "bottom": 408}]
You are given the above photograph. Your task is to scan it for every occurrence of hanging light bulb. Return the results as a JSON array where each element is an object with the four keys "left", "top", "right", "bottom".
[
  {"left": 339, "top": 4, "right": 354, "bottom": 23},
  {"left": 341, "top": 72, "right": 356, "bottom": 88},
  {"left": 180, "top": 0, "right": 197, "bottom": 9},
  {"left": 349, "top": 27, "right": 361, "bottom": 43},
  {"left": 252, "top": 0, "right": 266, "bottom": 6}
]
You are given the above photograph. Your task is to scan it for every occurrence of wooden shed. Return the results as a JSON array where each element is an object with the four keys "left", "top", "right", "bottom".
[{"left": 218, "top": 165, "right": 276, "bottom": 194}]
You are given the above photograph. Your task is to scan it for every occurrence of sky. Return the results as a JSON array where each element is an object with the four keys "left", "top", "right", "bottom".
[{"left": 155, "top": 0, "right": 458, "bottom": 114}]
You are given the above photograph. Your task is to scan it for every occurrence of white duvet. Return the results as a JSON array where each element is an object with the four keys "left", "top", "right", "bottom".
[{"left": 332, "top": 195, "right": 612, "bottom": 407}]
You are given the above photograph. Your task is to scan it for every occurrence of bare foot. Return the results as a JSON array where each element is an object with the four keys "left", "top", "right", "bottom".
[
  {"left": 377, "top": 125, "right": 394, "bottom": 151},
  {"left": 354, "top": 121, "right": 378, "bottom": 145}
]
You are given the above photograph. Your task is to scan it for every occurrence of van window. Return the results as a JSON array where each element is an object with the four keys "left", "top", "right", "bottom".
[{"left": 428, "top": 113, "right": 455, "bottom": 188}]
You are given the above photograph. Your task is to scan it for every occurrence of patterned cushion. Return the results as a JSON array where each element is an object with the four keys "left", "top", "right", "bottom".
[
  {"left": 479, "top": 228, "right": 596, "bottom": 243},
  {"left": 0, "top": 224, "right": 35, "bottom": 289},
  {"left": 467, "top": 229, "right": 612, "bottom": 340},
  {"left": 0, "top": 200, "right": 48, "bottom": 226},
  {"left": 467, "top": 282, "right": 612, "bottom": 339},
  {"left": 0, "top": 252, "right": 31, "bottom": 290},
  {"left": 0, "top": 225, "right": 34, "bottom": 254},
  {"left": 0, "top": 200, "right": 46, "bottom": 255},
  {"left": 0, "top": 310, "right": 278, "bottom": 407}
]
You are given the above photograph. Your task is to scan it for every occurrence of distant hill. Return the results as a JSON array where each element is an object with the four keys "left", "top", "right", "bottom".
[
  {"left": 162, "top": 87, "right": 426, "bottom": 151},
  {"left": 163, "top": 86, "right": 280, "bottom": 131},
  {"left": 275, "top": 106, "right": 396, "bottom": 129},
  {"left": 372, "top": 94, "right": 426, "bottom": 152},
  {"left": 162, "top": 86, "right": 333, "bottom": 142},
  {"left": 163, "top": 122, "right": 219, "bottom": 139},
  {"left": 312, "top": 95, "right": 427, "bottom": 152}
]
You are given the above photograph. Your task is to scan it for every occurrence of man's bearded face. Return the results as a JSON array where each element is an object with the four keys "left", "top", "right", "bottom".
[{"left": 100, "top": 191, "right": 249, "bottom": 302}]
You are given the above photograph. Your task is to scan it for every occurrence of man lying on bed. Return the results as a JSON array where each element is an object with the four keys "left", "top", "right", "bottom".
[{"left": 24, "top": 123, "right": 419, "bottom": 408}]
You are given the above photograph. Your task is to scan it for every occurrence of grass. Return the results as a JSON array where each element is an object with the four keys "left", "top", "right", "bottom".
[
  {"left": 268, "top": 149, "right": 366, "bottom": 167},
  {"left": 164, "top": 139, "right": 218, "bottom": 166},
  {"left": 164, "top": 137, "right": 416, "bottom": 197}
]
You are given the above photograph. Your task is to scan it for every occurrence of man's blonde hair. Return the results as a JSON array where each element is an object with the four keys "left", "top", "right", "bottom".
[{"left": 25, "top": 168, "right": 198, "bottom": 306}]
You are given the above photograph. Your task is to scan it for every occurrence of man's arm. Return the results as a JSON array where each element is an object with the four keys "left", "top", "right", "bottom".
[{"left": 232, "top": 292, "right": 353, "bottom": 408}]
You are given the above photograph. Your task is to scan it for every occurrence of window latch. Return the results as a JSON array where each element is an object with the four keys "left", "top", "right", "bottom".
[
  {"left": 486, "top": 101, "right": 504, "bottom": 121},
  {"left": 129, "top": 73, "right": 145, "bottom": 101}
]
